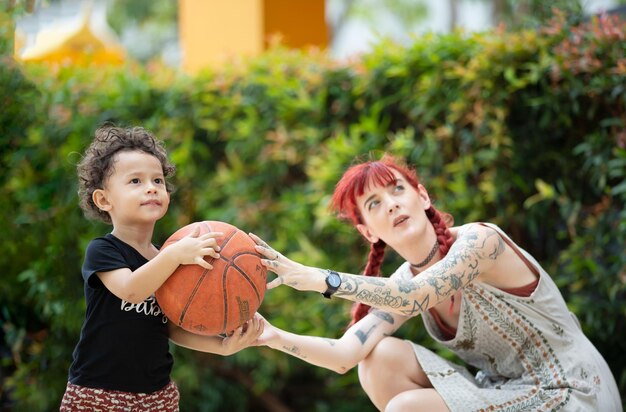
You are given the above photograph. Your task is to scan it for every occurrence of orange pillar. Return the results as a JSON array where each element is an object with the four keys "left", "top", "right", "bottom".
[
  {"left": 262, "top": 0, "right": 327, "bottom": 49},
  {"left": 179, "top": 0, "right": 327, "bottom": 74}
]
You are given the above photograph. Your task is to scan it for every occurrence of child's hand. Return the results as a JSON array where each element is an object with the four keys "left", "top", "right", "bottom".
[
  {"left": 222, "top": 313, "right": 264, "bottom": 355},
  {"left": 168, "top": 225, "right": 223, "bottom": 269}
]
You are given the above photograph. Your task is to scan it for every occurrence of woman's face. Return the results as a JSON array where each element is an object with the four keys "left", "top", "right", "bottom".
[{"left": 355, "top": 170, "right": 431, "bottom": 249}]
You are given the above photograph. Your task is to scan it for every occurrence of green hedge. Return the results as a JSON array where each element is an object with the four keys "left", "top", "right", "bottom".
[{"left": 1, "top": 11, "right": 625, "bottom": 411}]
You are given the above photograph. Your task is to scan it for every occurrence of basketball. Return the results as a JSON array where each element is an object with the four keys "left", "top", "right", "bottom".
[{"left": 155, "top": 221, "right": 267, "bottom": 336}]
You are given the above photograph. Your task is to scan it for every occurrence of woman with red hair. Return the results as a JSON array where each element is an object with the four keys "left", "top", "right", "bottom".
[{"left": 252, "top": 155, "right": 621, "bottom": 411}]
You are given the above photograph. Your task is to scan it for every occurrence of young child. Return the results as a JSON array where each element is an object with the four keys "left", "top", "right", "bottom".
[{"left": 60, "top": 123, "right": 263, "bottom": 411}]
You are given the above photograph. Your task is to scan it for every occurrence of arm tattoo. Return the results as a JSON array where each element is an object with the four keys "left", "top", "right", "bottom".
[
  {"left": 336, "top": 275, "right": 389, "bottom": 299},
  {"left": 361, "top": 277, "right": 387, "bottom": 286},
  {"left": 403, "top": 295, "right": 431, "bottom": 316},
  {"left": 355, "top": 288, "right": 407, "bottom": 309},
  {"left": 402, "top": 225, "right": 503, "bottom": 315},
  {"left": 322, "top": 338, "right": 336, "bottom": 347},
  {"left": 354, "top": 324, "right": 377, "bottom": 344},
  {"left": 338, "top": 225, "right": 506, "bottom": 317},
  {"left": 336, "top": 275, "right": 358, "bottom": 296},
  {"left": 282, "top": 345, "right": 307, "bottom": 359},
  {"left": 371, "top": 309, "right": 394, "bottom": 324},
  {"left": 488, "top": 232, "right": 506, "bottom": 260}
]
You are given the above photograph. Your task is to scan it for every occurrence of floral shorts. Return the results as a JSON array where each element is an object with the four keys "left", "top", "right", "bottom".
[{"left": 59, "top": 381, "right": 179, "bottom": 411}]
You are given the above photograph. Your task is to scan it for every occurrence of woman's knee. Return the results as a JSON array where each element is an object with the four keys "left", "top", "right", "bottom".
[
  {"left": 359, "top": 338, "right": 397, "bottom": 376},
  {"left": 358, "top": 337, "right": 413, "bottom": 389},
  {"left": 365, "top": 337, "right": 409, "bottom": 365},
  {"left": 359, "top": 337, "right": 433, "bottom": 393},
  {"left": 385, "top": 389, "right": 449, "bottom": 412}
]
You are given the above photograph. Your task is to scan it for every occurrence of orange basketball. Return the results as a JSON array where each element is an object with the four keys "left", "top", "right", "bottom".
[{"left": 155, "top": 221, "right": 267, "bottom": 336}]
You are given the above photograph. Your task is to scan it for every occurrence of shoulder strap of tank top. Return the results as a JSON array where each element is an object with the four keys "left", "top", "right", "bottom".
[{"left": 476, "top": 222, "right": 539, "bottom": 277}]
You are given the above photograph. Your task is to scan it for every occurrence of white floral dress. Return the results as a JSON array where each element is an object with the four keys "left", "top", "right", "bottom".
[{"left": 397, "top": 223, "right": 622, "bottom": 411}]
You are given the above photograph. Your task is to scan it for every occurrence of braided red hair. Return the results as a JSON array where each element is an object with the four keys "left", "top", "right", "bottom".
[
  {"left": 349, "top": 240, "right": 386, "bottom": 327},
  {"left": 330, "top": 155, "right": 454, "bottom": 327}
]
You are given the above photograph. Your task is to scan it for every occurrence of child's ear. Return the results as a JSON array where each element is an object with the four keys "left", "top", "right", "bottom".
[
  {"left": 92, "top": 189, "right": 112, "bottom": 211},
  {"left": 356, "top": 223, "right": 379, "bottom": 244}
]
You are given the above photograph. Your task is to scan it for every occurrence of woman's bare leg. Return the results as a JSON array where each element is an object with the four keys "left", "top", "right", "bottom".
[
  {"left": 385, "top": 389, "right": 449, "bottom": 412},
  {"left": 358, "top": 337, "right": 448, "bottom": 411}
]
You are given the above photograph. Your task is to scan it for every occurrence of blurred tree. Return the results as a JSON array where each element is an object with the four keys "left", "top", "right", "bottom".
[
  {"left": 449, "top": 0, "right": 459, "bottom": 30},
  {"left": 105, "top": 0, "right": 179, "bottom": 64},
  {"left": 330, "top": 0, "right": 625, "bottom": 38},
  {"left": 1, "top": 0, "right": 35, "bottom": 55},
  {"left": 2, "top": 2, "right": 625, "bottom": 410},
  {"left": 328, "top": 0, "right": 429, "bottom": 45},
  {"left": 478, "top": 0, "right": 586, "bottom": 28}
]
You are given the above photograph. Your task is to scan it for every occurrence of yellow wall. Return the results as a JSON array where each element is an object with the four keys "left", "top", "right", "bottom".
[{"left": 179, "top": 0, "right": 326, "bottom": 74}]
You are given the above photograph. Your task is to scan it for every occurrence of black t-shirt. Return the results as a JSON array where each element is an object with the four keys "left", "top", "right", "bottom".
[{"left": 68, "top": 234, "right": 173, "bottom": 393}]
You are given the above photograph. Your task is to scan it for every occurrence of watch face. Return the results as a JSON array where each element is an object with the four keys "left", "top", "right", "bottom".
[{"left": 328, "top": 273, "right": 341, "bottom": 287}]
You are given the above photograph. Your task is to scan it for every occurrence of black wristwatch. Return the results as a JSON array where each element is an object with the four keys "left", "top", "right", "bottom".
[{"left": 322, "top": 269, "right": 342, "bottom": 299}]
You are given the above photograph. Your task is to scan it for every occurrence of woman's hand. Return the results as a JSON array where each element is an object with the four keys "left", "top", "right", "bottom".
[
  {"left": 222, "top": 313, "right": 264, "bottom": 355},
  {"left": 252, "top": 313, "right": 280, "bottom": 348},
  {"left": 248, "top": 233, "right": 326, "bottom": 293}
]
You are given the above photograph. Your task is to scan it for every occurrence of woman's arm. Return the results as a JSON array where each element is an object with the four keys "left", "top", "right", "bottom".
[
  {"left": 252, "top": 224, "right": 504, "bottom": 317},
  {"left": 168, "top": 313, "right": 264, "bottom": 356},
  {"left": 259, "top": 310, "right": 409, "bottom": 374}
]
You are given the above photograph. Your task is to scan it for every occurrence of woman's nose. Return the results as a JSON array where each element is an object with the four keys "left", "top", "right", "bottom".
[{"left": 388, "top": 203, "right": 399, "bottom": 214}]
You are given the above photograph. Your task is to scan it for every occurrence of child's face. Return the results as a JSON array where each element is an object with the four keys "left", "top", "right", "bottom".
[{"left": 94, "top": 150, "right": 170, "bottom": 227}]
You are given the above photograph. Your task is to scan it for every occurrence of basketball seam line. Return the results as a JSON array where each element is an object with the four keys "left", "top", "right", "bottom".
[{"left": 180, "top": 222, "right": 237, "bottom": 332}]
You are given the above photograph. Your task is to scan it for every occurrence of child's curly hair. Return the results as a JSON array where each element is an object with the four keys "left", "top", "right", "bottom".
[{"left": 77, "top": 123, "right": 176, "bottom": 224}]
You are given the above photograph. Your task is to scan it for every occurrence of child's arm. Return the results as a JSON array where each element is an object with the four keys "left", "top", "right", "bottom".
[
  {"left": 258, "top": 310, "right": 408, "bottom": 374},
  {"left": 99, "top": 227, "right": 222, "bottom": 304},
  {"left": 168, "top": 313, "right": 264, "bottom": 356}
]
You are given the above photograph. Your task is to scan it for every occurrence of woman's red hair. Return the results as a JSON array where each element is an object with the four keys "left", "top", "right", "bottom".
[{"left": 330, "top": 155, "right": 454, "bottom": 327}]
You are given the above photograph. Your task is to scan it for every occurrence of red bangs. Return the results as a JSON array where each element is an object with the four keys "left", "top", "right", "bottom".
[{"left": 330, "top": 156, "right": 420, "bottom": 225}]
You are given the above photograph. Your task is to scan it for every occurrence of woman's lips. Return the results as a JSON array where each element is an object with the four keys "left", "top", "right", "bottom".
[{"left": 393, "top": 215, "right": 409, "bottom": 227}]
